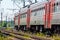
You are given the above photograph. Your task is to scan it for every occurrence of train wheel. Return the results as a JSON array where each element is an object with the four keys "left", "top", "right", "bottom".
[
  {"left": 23, "top": 26, "right": 27, "bottom": 32},
  {"left": 40, "top": 26, "right": 43, "bottom": 32},
  {"left": 30, "top": 26, "right": 35, "bottom": 33},
  {"left": 38, "top": 25, "right": 44, "bottom": 33},
  {"left": 52, "top": 25, "right": 60, "bottom": 34},
  {"left": 24, "top": 26, "right": 25, "bottom": 31},
  {"left": 14, "top": 26, "right": 18, "bottom": 30},
  {"left": 45, "top": 29, "right": 52, "bottom": 36},
  {"left": 36, "top": 26, "right": 38, "bottom": 32}
]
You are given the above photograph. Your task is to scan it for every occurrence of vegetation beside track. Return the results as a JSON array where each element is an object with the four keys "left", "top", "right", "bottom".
[
  {"left": 5, "top": 28, "right": 32, "bottom": 39},
  {"left": 10, "top": 33, "right": 32, "bottom": 40},
  {"left": 19, "top": 31, "right": 60, "bottom": 40},
  {"left": 4, "top": 27, "right": 60, "bottom": 40},
  {"left": 35, "top": 32, "right": 60, "bottom": 40},
  {"left": 51, "top": 34, "right": 60, "bottom": 40},
  {"left": 5, "top": 27, "right": 13, "bottom": 31},
  {"left": 0, "top": 31, "right": 13, "bottom": 40}
]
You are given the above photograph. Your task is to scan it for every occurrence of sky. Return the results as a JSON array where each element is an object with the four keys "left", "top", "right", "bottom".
[
  {"left": 0, "top": 0, "right": 19, "bottom": 21},
  {"left": 0, "top": 0, "right": 46, "bottom": 21}
]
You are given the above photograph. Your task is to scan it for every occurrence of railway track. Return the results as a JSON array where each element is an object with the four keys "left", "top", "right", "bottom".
[
  {"left": 0, "top": 30, "right": 52, "bottom": 40},
  {"left": 1, "top": 30, "right": 33, "bottom": 40}
]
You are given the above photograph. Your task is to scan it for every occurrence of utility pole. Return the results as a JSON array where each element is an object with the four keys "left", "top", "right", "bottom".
[
  {"left": 0, "top": 0, "right": 2, "bottom": 27},
  {"left": 10, "top": 18, "right": 13, "bottom": 27},
  {"left": 11, "top": 19, "right": 12, "bottom": 27},
  {"left": 28, "top": 0, "right": 32, "bottom": 5},
  {"left": 35, "top": 0, "right": 37, "bottom": 3},
  {"left": 6, "top": 16, "right": 7, "bottom": 27},
  {"left": 1, "top": 12, "right": 2, "bottom": 27},
  {"left": 0, "top": 0, "right": 2, "bottom": 4},
  {"left": 23, "top": 0, "right": 25, "bottom": 7}
]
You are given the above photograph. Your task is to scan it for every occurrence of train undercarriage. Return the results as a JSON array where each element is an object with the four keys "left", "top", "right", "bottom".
[{"left": 14, "top": 24, "right": 60, "bottom": 35}]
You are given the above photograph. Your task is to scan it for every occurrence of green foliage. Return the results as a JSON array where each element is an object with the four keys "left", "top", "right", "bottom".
[
  {"left": 52, "top": 34, "right": 60, "bottom": 40},
  {"left": 0, "top": 35, "right": 12, "bottom": 40},
  {"left": 0, "top": 21, "right": 7, "bottom": 27},
  {"left": 0, "top": 21, "right": 14, "bottom": 27},
  {"left": 0, "top": 31, "right": 12, "bottom": 40}
]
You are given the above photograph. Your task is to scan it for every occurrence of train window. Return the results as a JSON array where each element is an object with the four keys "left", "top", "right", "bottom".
[
  {"left": 54, "top": 2, "right": 59, "bottom": 12},
  {"left": 22, "top": 14, "right": 26, "bottom": 18},
  {"left": 57, "top": 3, "right": 58, "bottom": 5},
  {"left": 57, "top": 5, "right": 60, "bottom": 12},
  {"left": 54, "top": 2, "right": 58, "bottom": 6},
  {"left": 56, "top": 2, "right": 58, "bottom": 6},
  {"left": 34, "top": 12, "right": 37, "bottom": 16},
  {"left": 20, "top": 15, "right": 22, "bottom": 18},
  {"left": 32, "top": 7, "right": 44, "bottom": 12},
  {"left": 15, "top": 16, "right": 18, "bottom": 19},
  {"left": 24, "top": 14, "right": 26, "bottom": 18},
  {"left": 31, "top": 12, "right": 33, "bottom": 16},
  {"left": 58, "top": 2, "right": 60, "bottom": 5},
  {"left": 54, "top": 6, "right": 56, "bottom": 12},
  {"left": 40, "top": 7, "right": 44, "bottom": 10},
  {"left": 51, "top": 2, "right": 60, "bottom": 12},
  {"left": 36, "top": 10, "right": 40, "bottom": 16}
]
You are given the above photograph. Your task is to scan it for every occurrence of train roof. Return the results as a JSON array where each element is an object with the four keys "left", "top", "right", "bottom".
[
  {"left": 15, "top": 0, "right": 60, "bottom": 17},
  {"left": 15, "top": 1, "right": 47, "bottom": 16},
  {"left": 20, "top": 1, "right": 47, "bottom": 14}
]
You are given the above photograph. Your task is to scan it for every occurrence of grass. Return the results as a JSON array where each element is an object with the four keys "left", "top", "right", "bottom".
[
  {"left": 5, "top": 27, "right": 13, "bottom": 31},
  {"left": 35, "top": 33, "right": 60, "bottom": 40},
  {"left": 18, "top": 31, "right": 31, "bottom": 38},
  {"left": 9, "top": 32, "right": 31, "bottom": 39},
  {"left": 0, "top": 36, "right": 13, "bottom": 40},
  {"left": 35, "top": 33, "right": 45, "bottom": 37},
  {"left": 51, "top": 34, "right": 60, "bottom": 40},
  {"left": 4, "top": 27, "right": 60, "bottom": 40},
  {"left": 5, "top": 27, "right": 31, "bottom": 39},
  {"left": 11, "top": 31, "right": 60, "bottom": 40},
  {"left": 0, "top": 32, "right": 12, "bottom": 40},
  {"left": 18, "top": 31, "right": 48, "bottom": 39}
]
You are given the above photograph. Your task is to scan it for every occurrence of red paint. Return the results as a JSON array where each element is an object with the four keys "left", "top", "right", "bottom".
[
  {"left": 44, "top": 0, "right": 54, "bottom": 28},
  {"left": 44, "top": 3, "right": 47, "bottom": 28},
  {"left": 18, "top": 14, "right": 20, "bottom": 26},
  {"left": 27, "top": 9, "right": 31, "bottom": 28},
  {"left": 47, "top": 0, "right": 54, "bottom": 28},
  {"left": 44, "top": 3, "right": 50, "bottom": 28}
]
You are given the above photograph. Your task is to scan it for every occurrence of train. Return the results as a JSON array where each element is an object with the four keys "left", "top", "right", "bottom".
[{"left": 14, "top": 0, "right": 60, "bottom": 35}]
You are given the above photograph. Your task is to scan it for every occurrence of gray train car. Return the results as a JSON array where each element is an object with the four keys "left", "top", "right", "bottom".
[{"left": 14, "top": 0, "right": 60, "bottom": 34}]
